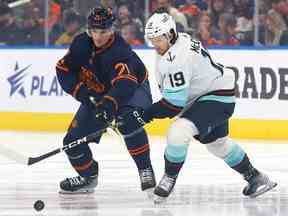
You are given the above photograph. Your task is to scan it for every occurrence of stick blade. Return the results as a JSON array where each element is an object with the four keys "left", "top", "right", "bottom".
[{"left": 27, "top": 148, "right": 61, "bottom": 165}]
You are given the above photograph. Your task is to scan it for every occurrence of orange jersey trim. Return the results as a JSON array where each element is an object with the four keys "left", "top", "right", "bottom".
[
  {"left": 56, "top": 59, "right": 69, "bottom": 73},
  {"left": 72, "top": 82, "right": 83, "bottom": 98},
  {"left": 111, "top": 74, "right": 138, "bottom": 86},
  {"left": 73, "top": 160, "right": 93, "bottom": 171},
  {"left": 128, "top": 144, "right": 149, "bottom": 156},
  {"left": 103, "top": 95, "right": 118, "bottom": 111},
  {"left": 142, "top": 70, "right": 148, "bottom": 83},
  {"left": 80, "top": 67, "right": 105, "bottom": 93}
]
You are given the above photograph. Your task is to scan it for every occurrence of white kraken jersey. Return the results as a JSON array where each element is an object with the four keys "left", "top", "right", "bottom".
[{"left": 155, "top": 33, "right": 235, "bottom": 107}]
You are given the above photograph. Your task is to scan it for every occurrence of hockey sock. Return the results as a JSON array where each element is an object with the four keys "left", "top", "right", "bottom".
[
  {"left": 66, "top": 143, "right": 98, "bottom": 177},
  {"left": 231, "top": 154, "right": 259, "bottom": 180},
  {"left": 164, "top": 142, "right": 187, "bottom": 176},
  {"left": 165, "top": 143, "right": 188, "bottom": 162},
  {"left": 208, "top": 139, "right": 259, "bottom": 179},
  {"left": 124, "top": 129, "right": 152, "bottom": 170},
  {"left": 164, "top": 155, "right": 184, "bottom": 177}
]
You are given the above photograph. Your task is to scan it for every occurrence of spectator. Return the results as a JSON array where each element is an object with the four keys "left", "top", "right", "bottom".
[
  {"left": 0, "top": 3, "right": 23, "bottom": 45},
  {"left": 74, "top": 0, "right": 102, "bottom": 16},
  {"left": 240, "top": 1, "right": 268, "bottom": 45},
  {"left": 217, "top": 12, "right": 240, "bottom": 45},
  {"left": 101, "top": 0, "right": 116, "bottom": 9},
  {"left": 55, "top": 9, "right": 83, "bottom": 45},
  {"left": 233, "top": 0, "right": 254, "bottom": 19},
  {"left": 2, "top": 0, "right": 287, "bottom": 47},
  {"left": 120, "top": 23, "right": 143, "bottom": 46},
  {"left": 179, "top": 0, "right": 200, "bottom": 17},
  {"left": 177, "top": 0, "right": 209, "bottom": 10},
  {"left": 233, "top": 0, "right": 254, "bottom": 40},
  {"left": 257, "top": 0, "right": 288, "bottom": 46},
  {"left": 114, "top": 4, "right": 144, "bottom": 40},
  {"left": 264, "top": 12, "right": 287, "bottom": 45},
  {"left": 19, "top": 1, "right": 47, "bottom": 45},
  {"left": 155, "top": 0, "right": 192, "bottom": 33},
  {"left": 271, "top": 0, "right": 288, "bottom": 26},
  {"left": 100, "top": 0, "right": 118, "bottom": 15},
  {"left": 268, "top": 0, "right": 287, "bottom": 30},
  {"left": 45, "top": 0, "right": 62, "bottom": 31},
  {"left": 21, "top": 6, "right": 45, "bottom": 45},
  {"left": 29, "top": 0, "right": 45, "bottom": 18},
  {"left": 57, "top": 0, "right": 74, "bottom": 11},
  {"left": 178, "top": 0, "right": 201, "bottom": 31},
  {"left": 208, "top": 0, "right": 233, "bottom": 29},
  {"left": 178, "top": 0, "right": 208, "bottom": 11},
  {"left": 196, "top": 11, "right": 222, "bottom": 46},
  {"left": 196, "top": 0, "right": 209, "bottom": 10}
]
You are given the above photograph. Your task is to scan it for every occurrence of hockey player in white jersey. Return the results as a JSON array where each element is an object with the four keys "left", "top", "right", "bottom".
[{"left": 117, "top": 9, "right": 277, "bottom": 203}]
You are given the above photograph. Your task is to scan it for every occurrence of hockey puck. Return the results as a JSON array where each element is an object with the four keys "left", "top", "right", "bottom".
[{"left": 34, "top": 200, "right": 45, "bottom": 211}]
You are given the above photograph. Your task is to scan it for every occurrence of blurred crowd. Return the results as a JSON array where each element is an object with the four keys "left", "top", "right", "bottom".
[{"left": 0, "top": 0, "right": 288, "bottom": 47}]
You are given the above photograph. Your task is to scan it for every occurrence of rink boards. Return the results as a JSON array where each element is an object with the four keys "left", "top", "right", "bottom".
[{"left": 1, "top": 48, "right": 288, "bottom": 139}]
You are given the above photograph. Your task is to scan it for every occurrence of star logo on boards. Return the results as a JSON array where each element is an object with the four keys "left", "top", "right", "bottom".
[{"left": 7, "top": 62, "right": 31, "bottom": 98}]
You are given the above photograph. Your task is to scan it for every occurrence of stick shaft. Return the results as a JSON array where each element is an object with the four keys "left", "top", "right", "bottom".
[{"left": 27, "top": 128, "right": 107, "bottom": 165}]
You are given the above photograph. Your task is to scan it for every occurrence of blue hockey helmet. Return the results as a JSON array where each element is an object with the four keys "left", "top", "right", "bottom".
[{"left": 87, "top": 7, "right": 115, "bottom": 30}]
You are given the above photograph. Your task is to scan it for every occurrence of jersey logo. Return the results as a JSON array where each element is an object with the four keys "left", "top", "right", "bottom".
[
  {"left": 80, "top": 67, "right": 105, "bottom": 93},
  {"left": 162, "top": 14, "right": 169, "bottom": 23},
  {"left": 166, "top": 52, "right": 175, "bottom": 62}
]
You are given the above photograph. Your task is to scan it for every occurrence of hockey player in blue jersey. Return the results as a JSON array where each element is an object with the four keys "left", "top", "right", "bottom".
[
  {"left": 56, "top": 7, "right": 155, "bottom": 194},
  {"left": 118, "top": 9, "right": 277, "bottom": 203}
]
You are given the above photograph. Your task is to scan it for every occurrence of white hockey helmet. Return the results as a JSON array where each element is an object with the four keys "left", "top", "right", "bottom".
[{"left": 145, "top": 12, "right": 177, "bottom": 40}]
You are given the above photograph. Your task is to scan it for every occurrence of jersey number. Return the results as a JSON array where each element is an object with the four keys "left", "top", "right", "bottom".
[{"left": 169, "top": 72, "right": 185, "bottom": 87}]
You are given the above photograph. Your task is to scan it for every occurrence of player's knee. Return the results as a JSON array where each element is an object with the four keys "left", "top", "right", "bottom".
[
  {"left": 205, "top": 136, "right": 230, "bottom": 158},
  {"left": 165, "top": 118, "right": 198, "bottom": 162},
  {"left": 167, "top": 118, "right": 198, "bottom": 145}
]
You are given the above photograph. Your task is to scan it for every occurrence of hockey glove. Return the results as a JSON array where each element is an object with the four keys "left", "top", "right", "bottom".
[
  {"left": 74, "top": 85, "right": 102, "bottom": 109},
  {"left": 89, "top": 97, "right": 114, "bottom": 125},
  {"left": 117, "top": 107, "right": 151, "bottom": 131}
]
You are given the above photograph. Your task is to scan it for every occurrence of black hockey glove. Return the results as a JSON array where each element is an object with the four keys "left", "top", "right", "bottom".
[
  {"left": 89, "top": 97, "right": 114, "bottom": 125},
  {"left": 74, "top": 85, "right": 102, "bottom": 109},
  {"left": 117, "top": 107, "right": 152, "bottom": 132}
]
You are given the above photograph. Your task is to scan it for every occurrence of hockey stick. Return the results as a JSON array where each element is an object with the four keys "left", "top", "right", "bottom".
[
  {"left": 0, "top": 126, "right": 109, "bottom": 166},
  {"left": 8, "top": 0, "right": 31, "bottom": 8},
  {"left": 0, "top": 119, "right": 141, "bottom": 166}
]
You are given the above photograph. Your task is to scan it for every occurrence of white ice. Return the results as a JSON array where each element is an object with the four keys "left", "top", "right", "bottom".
[{"left": 0, "top": 130, "right": 287, "bottom": 216}]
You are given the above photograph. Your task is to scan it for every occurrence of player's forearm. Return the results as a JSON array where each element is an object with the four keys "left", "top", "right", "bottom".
[
  {"left": 56, "top": 68, "right": 93, "bottom": 104},
  {"left": 145, "top": 98, "right": 182, "bottom": 121},
  {"left": 56, "top": 69, "right": 76, "bottom": 93},
  {"left": 100, "top": 79, "right": 138, "bottom": 115}
]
